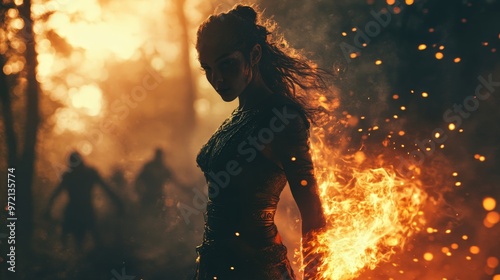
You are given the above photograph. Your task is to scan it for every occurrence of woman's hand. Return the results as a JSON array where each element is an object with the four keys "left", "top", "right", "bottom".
[
  {"left": 302, "top": 229, "right": 324, "bottom": 280},
  {"left": 271, "top": 106, "right": 327, "bottom": 279}
]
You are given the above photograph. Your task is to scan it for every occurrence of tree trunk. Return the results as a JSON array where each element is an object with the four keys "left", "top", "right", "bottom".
[
  {"left": 175, "top": 0, "right": 196, "bottom": 129},
  {"left": 17, "top": 0, "right": 40, "bottom": 260},
  {"left": 0, "top": 56, "right": 18, "bottom": 167}
]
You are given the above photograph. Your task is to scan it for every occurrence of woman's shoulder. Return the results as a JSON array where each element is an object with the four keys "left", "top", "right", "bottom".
[
  {"left": 262, "top": 93, "right": 297, "bottom": 108},
  {"left": 259, "top": 94, "right": 310, "bottom": 129}
]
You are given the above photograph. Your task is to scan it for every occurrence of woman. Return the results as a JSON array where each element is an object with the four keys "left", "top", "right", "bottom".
[{"left": 195, "top": 5, "right": 327, "bottom": 280}]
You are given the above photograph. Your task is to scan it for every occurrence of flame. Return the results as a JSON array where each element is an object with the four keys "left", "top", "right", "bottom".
[{"left": 303, "top": 117, "right": 427, "bottom": 279}]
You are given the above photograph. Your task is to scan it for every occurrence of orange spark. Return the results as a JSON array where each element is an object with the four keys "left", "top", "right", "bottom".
[{"left": 483, "top": 197, "right": 497, "bottom": 211}]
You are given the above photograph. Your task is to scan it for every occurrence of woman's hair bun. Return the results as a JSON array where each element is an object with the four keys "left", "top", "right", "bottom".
[{"left": 232, "top": 5, "right": 257, "bottom": 24}]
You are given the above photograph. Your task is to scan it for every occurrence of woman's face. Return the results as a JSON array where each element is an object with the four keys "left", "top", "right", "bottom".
[{"left": 197, "top": 32, "right": 252, "bottom": 102}]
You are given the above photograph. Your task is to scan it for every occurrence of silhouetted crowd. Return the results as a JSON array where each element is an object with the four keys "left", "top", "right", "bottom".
[{"left": 45, "top": 148, "right": 180, "bottom": 252}]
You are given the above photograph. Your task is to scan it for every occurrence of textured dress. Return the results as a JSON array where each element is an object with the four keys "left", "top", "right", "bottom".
[{"left": 194, "top": 94, "right": 325, "bottom": 280}]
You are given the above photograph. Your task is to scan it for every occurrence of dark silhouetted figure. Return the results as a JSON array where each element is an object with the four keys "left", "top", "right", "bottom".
[
  {"left": 46, "top": 151, "right": 123, "bottom": 252},
  {"left": 110, "top": 166, "right": 127, "bottom": 190},
  {"left": 134, "top": 148, "right": 174, "bottom": 214}
]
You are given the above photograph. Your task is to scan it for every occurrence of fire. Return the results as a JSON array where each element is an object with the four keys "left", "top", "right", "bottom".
[{"left": 304, "top": 118, "right": 427, "bottom": 279}]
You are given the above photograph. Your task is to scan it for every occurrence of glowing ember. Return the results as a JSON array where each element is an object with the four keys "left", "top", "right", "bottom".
[
  {"left": 424, "top": 252, "right": 434, "bottom": 261},
  {"left": 483, "top": 197, "right": 497, "bottom": 211},
  {"left": 418, "top": 44, "right": 427, "bottom": 51},
  {"left": 487, "top": 257, "right": 499, "bottom": 268},
  {"left": 486, "top": 212, "right": 499, "bottom": 224},
  {"left": 484, "top": 212, "right": 500, "bottom": 228},
  {"left": 469, "top": 246, "right": 480, "bottom": 255}
]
